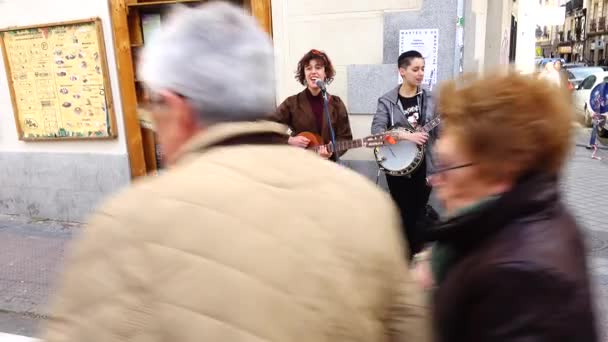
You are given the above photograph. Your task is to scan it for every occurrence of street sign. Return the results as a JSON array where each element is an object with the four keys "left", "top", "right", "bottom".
[
  {"left": 588, "top": 83, "right": 608, "bottom": 134},
  {"left": 589, "top": 82, "right": 608, "bottom": 114}
]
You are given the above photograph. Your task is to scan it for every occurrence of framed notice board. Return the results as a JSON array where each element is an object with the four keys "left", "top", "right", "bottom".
[{"left": 0, "top": 18, "right": 117, "bottom": 140}]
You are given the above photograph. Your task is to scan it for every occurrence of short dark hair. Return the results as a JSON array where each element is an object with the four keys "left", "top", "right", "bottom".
[
  {"left": 398, "top": 50, "right": 424, "bottom": 69},
  {"left": 295, "top": 49, "right": 336, "bottom": 85}
]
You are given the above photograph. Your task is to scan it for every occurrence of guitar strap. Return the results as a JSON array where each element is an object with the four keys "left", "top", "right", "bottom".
[
  {"left": 418, "top": 88, "right": 426, "bottom": 128},
  {"left": 389, "top": 98, "right": 394, "bottom": 129}
]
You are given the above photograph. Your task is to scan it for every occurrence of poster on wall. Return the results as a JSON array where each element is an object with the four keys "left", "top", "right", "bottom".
[
  {"left": 0, "top": 18, "right": 117, "bottom": 141},
  {"left": 398, "top": 29, "right": 439, "bottom": 89}
]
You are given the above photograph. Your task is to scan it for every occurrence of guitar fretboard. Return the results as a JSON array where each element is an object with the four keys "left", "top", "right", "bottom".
[
  {"left": 418, "top": 116, "right": 441, "bottom": 133},
  {"left": 312, "top": 139, "right": 365, "bottom": 153}
]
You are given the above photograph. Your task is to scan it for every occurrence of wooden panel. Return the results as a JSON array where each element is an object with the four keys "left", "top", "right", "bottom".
[
  {"left": 140, "top": 126, "right": 158, "bottom": 173},
  {"left": 128, "top": 0, "right": 201, "bottom": 8},
  {"left": 109, "top": 0, "right": 147, "bottom": 178},
  {"left": 127, "top": 10, "right": 143, "bottom": 45},
  {"left": 248, "top": 0, "right": 272, "bottom": 36}
]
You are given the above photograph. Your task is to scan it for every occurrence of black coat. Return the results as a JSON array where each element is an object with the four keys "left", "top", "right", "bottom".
[{"left": 427, "top": 173, "right": 598, "bottom": 342}]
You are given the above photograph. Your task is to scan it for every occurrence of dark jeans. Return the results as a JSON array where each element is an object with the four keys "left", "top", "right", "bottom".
[
  {"left": 386, "top": 167, "right": 432, "bottom": 260},
  {"left": 590, "top": 119, "right": 598, "bottom": 146}
]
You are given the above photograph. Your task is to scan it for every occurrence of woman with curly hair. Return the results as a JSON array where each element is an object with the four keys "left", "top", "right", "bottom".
[{"left": 271, "top": 49, "right": 352, "bottom": 160}]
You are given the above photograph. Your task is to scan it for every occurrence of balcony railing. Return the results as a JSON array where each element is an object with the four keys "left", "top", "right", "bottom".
[
  {"left": 600, "top": 17, "right": 606, "bottom": 31},
  {"left": 591, "top": 20, "right": 597, "bottom": 33}
]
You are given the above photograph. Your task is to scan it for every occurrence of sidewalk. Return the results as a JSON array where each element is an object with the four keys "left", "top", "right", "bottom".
[{"left": 0, "top": 216, "right": 81, "bottom": 317}]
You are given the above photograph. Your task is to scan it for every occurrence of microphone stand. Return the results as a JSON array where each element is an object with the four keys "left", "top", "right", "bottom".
[{"left": 321, "top": 87, "right": 340, "bottom": 163}]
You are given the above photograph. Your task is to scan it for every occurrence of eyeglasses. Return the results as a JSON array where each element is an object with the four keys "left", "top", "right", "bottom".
[{"left": 142, "top": 89, "right": 188, "bottom": 111}]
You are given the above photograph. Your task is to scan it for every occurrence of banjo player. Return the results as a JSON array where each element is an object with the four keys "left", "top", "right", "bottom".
[{"left": 371, "top": 50, "right": 439, "bottom": 260}]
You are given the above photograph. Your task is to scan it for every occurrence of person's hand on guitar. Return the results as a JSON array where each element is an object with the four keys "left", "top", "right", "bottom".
[
  {"left": 288, "top": 135, "right": 310, "bottom": 148},
  {"left": 400, "top": 132, "right": 429, "bottom": 145},
  {"left": 317, "top": 145, "right": 333, "bottom": 159}
]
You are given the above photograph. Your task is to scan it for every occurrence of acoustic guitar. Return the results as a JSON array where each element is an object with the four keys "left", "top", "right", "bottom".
[{"left": 297, "top": 131, "right": 397, "bottom": 155}]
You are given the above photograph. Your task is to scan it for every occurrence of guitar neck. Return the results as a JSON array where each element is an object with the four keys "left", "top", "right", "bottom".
[
  {"left": 418, "top": 116, "right": 441, "bottom": 133},
  {"left": 313, "top": 138, "right": 364, "bottom": 153}
]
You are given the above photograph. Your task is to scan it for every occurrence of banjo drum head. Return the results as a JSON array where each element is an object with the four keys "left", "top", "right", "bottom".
[{"left": 375, "top": 140, "right": 419, "bottom": 172}]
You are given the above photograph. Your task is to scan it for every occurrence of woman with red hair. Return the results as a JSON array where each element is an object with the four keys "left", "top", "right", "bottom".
[{"left": 271, "top": 49, "right": 352, "bottom": 161}]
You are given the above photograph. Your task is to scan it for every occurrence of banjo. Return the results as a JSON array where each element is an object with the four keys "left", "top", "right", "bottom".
[{"left": 374, "top": 116, "right": 441, "bottom": 176}]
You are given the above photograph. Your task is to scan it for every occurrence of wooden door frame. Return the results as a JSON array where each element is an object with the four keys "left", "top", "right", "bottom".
[
  {"left": 109, "top": 0, "right": 146, "bottom": 179},
  {"left": 247, "top": 0, "right": 273, "bottom": 37},
  {"left": 108, "top": 0, "right": 272, "bottom": 180}
]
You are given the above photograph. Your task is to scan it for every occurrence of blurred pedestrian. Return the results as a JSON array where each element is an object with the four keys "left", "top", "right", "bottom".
[
  {"left": 540, "top": 61, "right": 567, "bottom": 88},
  {"left": 42, "top": 2, "right": 431, "bottom": 342},
  {"left": 416, "top": 71, "right": 598, "bottom": 341}
]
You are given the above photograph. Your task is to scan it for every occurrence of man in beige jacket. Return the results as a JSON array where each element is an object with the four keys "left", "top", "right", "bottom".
[{"left": 43, "top": 2, "right": 430, "bottom": 341}]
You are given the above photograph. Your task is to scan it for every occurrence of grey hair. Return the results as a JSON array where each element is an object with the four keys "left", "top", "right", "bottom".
[{"left": 138, "top": 1, "right": 275, "bottom": 123}]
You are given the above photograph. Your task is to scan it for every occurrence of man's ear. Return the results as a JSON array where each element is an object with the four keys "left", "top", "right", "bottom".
[{"left": 161, "top": 91, "right": 199, "bottom": 128}]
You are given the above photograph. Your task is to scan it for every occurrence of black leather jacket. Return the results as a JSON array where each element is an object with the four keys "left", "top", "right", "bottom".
[{"left": 427, "top": 173, "right": 598, "bottom": 342}]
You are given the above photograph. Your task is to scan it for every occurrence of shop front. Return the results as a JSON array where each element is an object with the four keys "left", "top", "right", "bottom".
[
  {"left": 0, "top": 0, "right": 271, "bottom": 221},
  {"left": 558, "top": 45, "right": 573, "bottom": 62},
  {"left": 108, "top": 0, "right": 271, "bottom": 178}
]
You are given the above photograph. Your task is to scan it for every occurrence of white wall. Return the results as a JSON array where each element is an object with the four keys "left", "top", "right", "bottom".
[
  {"left": 515, "top": 0, "right": 537, "bottom": 73},
  {"left": 463, "top": 0, "right": 488, "bottom": 73},
  {"left": 272, "top": 0, "right": 422, "bottom": 103},
  {"left": 0, "top": 0, "right": 127, "bottom": 154},
  {"left": 484, "top": 0, "right": 513, "bottom": 70}
]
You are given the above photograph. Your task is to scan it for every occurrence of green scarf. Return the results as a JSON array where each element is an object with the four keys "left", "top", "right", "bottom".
[{"left": 430, "top": 196, "right": 499, "bottom": 285}]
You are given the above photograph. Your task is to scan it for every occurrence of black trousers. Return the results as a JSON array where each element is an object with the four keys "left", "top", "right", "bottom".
[{"left": 386, "top": 166, "right": 432, "bottom": 260}]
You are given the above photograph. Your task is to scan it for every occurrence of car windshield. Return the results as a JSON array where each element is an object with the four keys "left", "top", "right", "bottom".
[{"left": 568, "top": 67, "right": 604, "bottom": 80}]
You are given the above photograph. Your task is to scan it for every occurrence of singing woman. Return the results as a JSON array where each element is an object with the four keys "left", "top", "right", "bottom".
[
  {"left": 271, "top": 49, "right": 352, "bottom": 160},
  {"left": 371, "top": 50, "right": 439, "bottom": 260}
]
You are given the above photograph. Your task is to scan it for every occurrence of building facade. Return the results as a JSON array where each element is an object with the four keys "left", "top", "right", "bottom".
[
  {"left": 586, "top": 0, "right": 608, "bottom": 64},
  {"left": 555, "top": 0, "right": 586, "bottom": 62},
  {"left": 0, "top": 0, "right": 519, "bottom": 221},
  {"left": 534, "top": 0, "right": 608, "bottom": 65}
]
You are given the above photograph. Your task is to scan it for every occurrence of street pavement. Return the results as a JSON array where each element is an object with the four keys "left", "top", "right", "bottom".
[
  {"left": 0, "top": 128, "right": 606, "bottom": 340},
  {"left": 564, "top": 128, "right": 608, "bottom": 341}
]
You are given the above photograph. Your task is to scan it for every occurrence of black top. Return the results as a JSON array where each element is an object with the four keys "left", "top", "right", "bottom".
[
  {"left": 398, "top": 94, "right": 421, "bottom": 128},
  {"left": 305, "top": 88, "right": 324, "bottom": 133}
]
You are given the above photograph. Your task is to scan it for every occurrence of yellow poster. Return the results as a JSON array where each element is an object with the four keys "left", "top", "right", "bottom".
[{"left": 0, "top": 18, "right": 116, "bottom": 140}]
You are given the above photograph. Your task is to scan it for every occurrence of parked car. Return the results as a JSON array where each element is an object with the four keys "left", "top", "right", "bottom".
[
  {"left": 567, "top": 67, "right": 604, "bottom": 89},
  {"left": 573, "top": 71, "right": 608, "bottom": 126},
  {"left": 563, "top": 62, "right": 587, "bottom": 69}
]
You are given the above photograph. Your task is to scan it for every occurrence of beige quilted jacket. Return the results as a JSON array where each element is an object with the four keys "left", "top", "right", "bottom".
[{"left": 43, "top": 121, "right": 430, "bottom": 342}]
